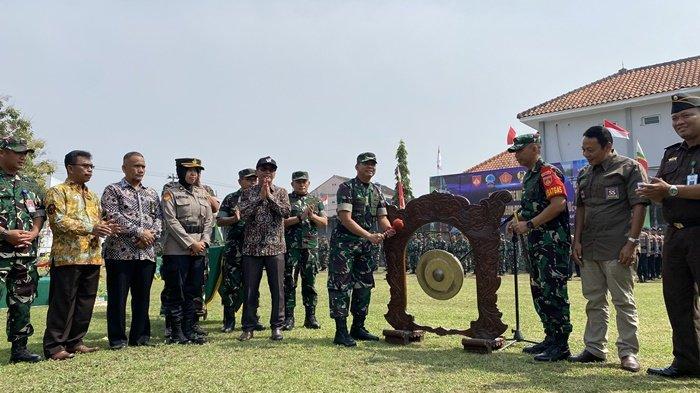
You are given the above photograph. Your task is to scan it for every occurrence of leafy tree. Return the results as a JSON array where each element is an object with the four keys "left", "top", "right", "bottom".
[
  {"left": 0, "top": 96, "right": 55, "bottom": 190},
  {"left": 392, "top": 139, "right": 414, "bottom": 206}
]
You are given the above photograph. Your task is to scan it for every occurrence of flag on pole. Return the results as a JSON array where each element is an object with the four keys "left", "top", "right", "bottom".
[
  {"left": 603, "top": 119, "right": 630, "bottom": 139},
  {"left": 507, "top": 126, "right": 517, "bottom": 144},
  {"left": 320, "top": 194, "right": 328, "bottom": 206},
  {"left": 636, "top": 141, "right": 649, "bottom": 173},
  {"left": 437, "top": 147, "right": 442, "bottom": 172},
  {"left": 395, "top": 166, "right": 405, "bottom": 209}
]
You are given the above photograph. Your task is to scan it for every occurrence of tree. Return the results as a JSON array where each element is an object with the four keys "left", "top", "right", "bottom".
[
  {"left": 0, "top": 96, "right": 55, "bottom": 190},
  {"left": 392, "top": 139, "right": 414, "bottom": 206}
]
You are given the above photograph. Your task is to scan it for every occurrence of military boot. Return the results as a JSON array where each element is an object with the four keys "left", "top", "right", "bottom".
[
  {"left": 166, "top": 316, "right": 190, "bottom": 345},
  {"left": 193, "top": 317, "right": 208, "bottom": 336},
  {"left": 283, "top": 314, "right": 295, "bottom": 331},
  {"left": 183, "top": 317, "right": 206, "bottom": 345},
  {"left": 304, "top": 306, "right": 321, "bottom": 329},
  {"left": 350, "top": 316, "right": 379, "bottom": 341},
  {"left": 221, "top": 306, "right": 235, "bottom": 333},
  {"left": 333, "top": 318, "right": 356, "bottom": 347},
  {"left": 534, "top": 333, "right": 570, "bottom": 362},
  {"left": 254, "top": 316, "right": 266, "bottom": 331},
  {"left": 522, "top": 335, "right": 554, "bottom": 354},
  {"left": 164, "top": 315, "right": 172, "bottom": 340},
  {"left": 9, "top": 338, "right": 41, "bottom": 363}
]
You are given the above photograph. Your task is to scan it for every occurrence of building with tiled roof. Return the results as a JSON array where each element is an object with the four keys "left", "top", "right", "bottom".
[
  {"left": 464, "top": 150, "right": 520, "bottom": 173},
  {"left": 518, "top": 55, "right": 700, "bottom": 170}
]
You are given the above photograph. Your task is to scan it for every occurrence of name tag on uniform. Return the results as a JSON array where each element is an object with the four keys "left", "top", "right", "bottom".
[
  {"left": 688, "top": 174, "right": 698, "bottom": 185},
  {"left": 605, "top": 186, "right": 620, "bottom": 200},
  {"left": 25, "top": 199, "right": 36, "bottom": 213}
]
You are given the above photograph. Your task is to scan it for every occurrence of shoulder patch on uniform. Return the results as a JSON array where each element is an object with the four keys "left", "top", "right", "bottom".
[{"left": 163, "top": 191, "right": 173, "bottom": 202}]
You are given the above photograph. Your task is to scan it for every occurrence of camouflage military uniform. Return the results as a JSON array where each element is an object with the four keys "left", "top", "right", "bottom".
[
  {"left": 520, "top": 159, "right": 573, "bottom": 338},
  {"left": 217, "top": 189, "right": 246, "bottom": 313},
  {"left": 0, "top": 170, "right": 44, "bottom": 343},
  {"left": 318, "top": 238, "right": 329, "bottom": 271},
  {"left": 284, "top": 192, "right": 324, "bottom": 320},
  {"left": 327, "top": 177, "right": 387, "bottom": 319}
]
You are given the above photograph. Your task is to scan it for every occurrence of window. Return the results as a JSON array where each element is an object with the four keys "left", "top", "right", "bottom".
[{"left": 641, "top": 115, "right": 660, "bottom": 125}]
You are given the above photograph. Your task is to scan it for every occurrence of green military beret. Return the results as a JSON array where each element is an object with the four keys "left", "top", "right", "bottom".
[
  {"left": 671, "top": 93, "right": 700, "bottom": 114},
  {"left": 175, "top": 158, "right": 204, "bottom": 170},
  {"left": 292, "top": 171, "right": 309, "bottom": 181},
  {"left": 0, "top": 136, "right": 34, "bottom": 154},
  {"left": 238, "top": 168, "right": 256, "bottom": 179},
  {"left": 356, "top": 152, "right": 377, "bottom": 164},
  {"left": 507, "top": 133, "right": 540, "bottom": 152}
]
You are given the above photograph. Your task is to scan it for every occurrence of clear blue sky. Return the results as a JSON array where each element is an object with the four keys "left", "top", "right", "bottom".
[{"left": 2, "top": 1, "right": 700, "bottom": 196}]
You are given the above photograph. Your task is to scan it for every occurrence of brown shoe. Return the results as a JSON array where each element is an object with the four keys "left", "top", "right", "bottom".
[
  {"left": 50, "top": 350, "right": 75, "bottom": 361},
  {"left": 238, "top": 331, "right": 253, "bottom": 342},
  {"left": 67, "top": 344, "right": 99, "bottom": 354},
  {"left": 621, "top": 355, "right": 640, "bottom": 372}
]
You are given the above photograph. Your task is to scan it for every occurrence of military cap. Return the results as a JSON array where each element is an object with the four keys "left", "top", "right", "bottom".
[
  {"left": 238, "top": 168, "right": 256, "bottom": 179},
  {"left": 292, "top": 171, "right": 309, "bottom": 181},
  {"left": 0, "top": 137, "right": 34, "bottom": 154},
  {"left": 356, "top": 152, "right": 377, "bottom": 164},
  {"left": 175, "top": 158, "right": 204, "bottom": 170},
  {"left": 256, "top": 156, "right": 277, "bottom": 170},
  {"left": 671, "top": 93, "right": 700, "bottom": 114},
  {"left": 507, "top": 133, "right": 540, "bottom": 152}
]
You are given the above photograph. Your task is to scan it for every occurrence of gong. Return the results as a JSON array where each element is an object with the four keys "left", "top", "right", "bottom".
[{"left": 416, "top": 249, "right": 464, "bottom": 300}]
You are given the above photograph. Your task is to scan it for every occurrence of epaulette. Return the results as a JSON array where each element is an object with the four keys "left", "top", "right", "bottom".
[{"left": 664, "top": 142, "right": 682, "bottom": 150}]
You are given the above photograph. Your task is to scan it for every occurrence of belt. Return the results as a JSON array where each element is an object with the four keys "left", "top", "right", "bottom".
[
  {"left": 184, "top": 225, "right": 204, "bottom": 234},
  {"left": 671, "top": 221, "right": 700, "bottom": 230}
]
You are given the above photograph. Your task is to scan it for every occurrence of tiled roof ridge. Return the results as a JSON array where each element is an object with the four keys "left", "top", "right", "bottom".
[
  {"left": 464, "top": 150, "right": 516, "bottom": 173},
  {"left": 518, "top": 54, "right": 700, "bottom": 119}
]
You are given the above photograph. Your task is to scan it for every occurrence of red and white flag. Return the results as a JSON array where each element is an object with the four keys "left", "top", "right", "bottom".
[
  {"left": 320, "top": 194, "right": 328, "bottom": 206},
  {"left": 603, "top": 119, "right": 630, "bottom": 139},
  {"left": 507, "top": 126, "right": 517, "bottom": 144},
  {"left": 636, "top": 141, "right": 649, "bottom": 173}
]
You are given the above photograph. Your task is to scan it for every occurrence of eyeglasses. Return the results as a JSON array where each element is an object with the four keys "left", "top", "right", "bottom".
[{"left": 69, "top": 163, "right": 95, "bottom": 169}]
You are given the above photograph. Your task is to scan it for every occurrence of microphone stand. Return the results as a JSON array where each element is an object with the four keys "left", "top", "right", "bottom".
[{"left": 502, "top": 219, "right": 538, "bottom": 349}]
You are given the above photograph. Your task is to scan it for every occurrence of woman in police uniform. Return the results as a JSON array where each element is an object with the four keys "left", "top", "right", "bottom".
[{"left": 161, "top": 158, "right": 213, "bottom": 344}]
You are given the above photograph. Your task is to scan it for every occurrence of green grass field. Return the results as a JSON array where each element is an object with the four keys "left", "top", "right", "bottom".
[{"left": 1, "top": 271, "right": 698, "bottom": 392}]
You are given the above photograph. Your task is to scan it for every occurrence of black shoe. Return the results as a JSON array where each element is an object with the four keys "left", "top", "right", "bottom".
[
  {"left": 238, "top": 331, "right": 253, "bottom": 341},
  {"left": 282, "top": 315, "right": 295, "bottom": 331},
  {"left": 10, "top": 339, "right": 41, "bottom": 363},
  {"left": 522, "top": 336, "right": 553, "bottom": 354},
  {"left": 333, "top": 318, "right": 356, "bottom": 347},
  {"left": 183, "top": 317, "right": 207, "bottom": 345},
  {"left": 647, "top": 365, "right": 700, "bottom": 378},
  {"left": 271, "top": 328, "right": 284, "bottom": 341},
  {"left": 350, "top": 316, "right": 379, "bottom": 341},
  {"left": 568, "top": 349, "right": 606, "bottom": 363},
  {"left": 304, "top": 308, "right": 321, "bottom": 329},
  {"left": 534, "top": 342, "right": 570, "bottom": 362},
  {"left": 110, "top": 342, "right": 128, "bottom": 351},
  {"left": 221, "top": 308, "right": 235, "bottom": 333}
]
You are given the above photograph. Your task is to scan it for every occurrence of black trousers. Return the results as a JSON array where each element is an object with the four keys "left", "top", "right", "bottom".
[
  {"left": 242, "top": 254, "right": 284, "bottom": 331},
  {"left": 161, "top": 255, "right": 204, "bottom": 322},
  {"left": 105, "top": 259, "right": 156, "bottom": 346},
  {"left": 43, "top": 264, "right": 100, "bottom": 356},
  {"left": 663, "top": 226, "right": 700, "bottom": 374}
]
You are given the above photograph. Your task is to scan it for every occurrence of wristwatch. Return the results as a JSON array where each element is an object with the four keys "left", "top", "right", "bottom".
[{"left": 668, "top": 185, "right": 679, "bottom": 197}]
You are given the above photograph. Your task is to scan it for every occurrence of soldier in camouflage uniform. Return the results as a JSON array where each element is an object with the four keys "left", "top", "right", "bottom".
[
  {"left": 0, "top": 137, "right": 44, "bottom": 363},
  {"left": 507, "top": 133, "right": 573, "bottom": 362},
  {"left": 283, "top": 171, "right": 327, "bottom": 330},
  {"left": 216, "top": 168, "right": 264, "bottom": 333},
  {"left": 328, "top": 152, "right": 394, "bottom": 347},
  {"left": 318, "top": 237, "right": 329, "bottom": 271},
  {"left": 407, "top": 236, "right": 419, "bottom": 273}
]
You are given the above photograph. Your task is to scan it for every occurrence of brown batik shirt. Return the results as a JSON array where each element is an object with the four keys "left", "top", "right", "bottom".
[{"left": 238, "top": 184, "right": 290, "bottom": 256}]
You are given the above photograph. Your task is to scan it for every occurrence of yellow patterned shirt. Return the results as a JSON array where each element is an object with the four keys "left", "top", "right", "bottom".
[{"left": 45, "top": 181, "right": 103, "bottom": 266}]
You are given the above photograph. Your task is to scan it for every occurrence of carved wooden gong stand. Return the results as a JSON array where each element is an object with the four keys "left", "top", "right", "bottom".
[{"left": 384, "top": 191, "right": 512, "bottom": 340}]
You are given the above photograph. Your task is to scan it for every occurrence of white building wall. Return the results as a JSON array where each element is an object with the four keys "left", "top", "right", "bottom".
[{"left": 540, "top": 103, "right": 678, "bottom": 171}]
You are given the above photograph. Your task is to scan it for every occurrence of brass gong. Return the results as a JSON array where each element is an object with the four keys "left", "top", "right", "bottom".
[{"left": 416, "top": 249, "right": 464, "bottom": 300}]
